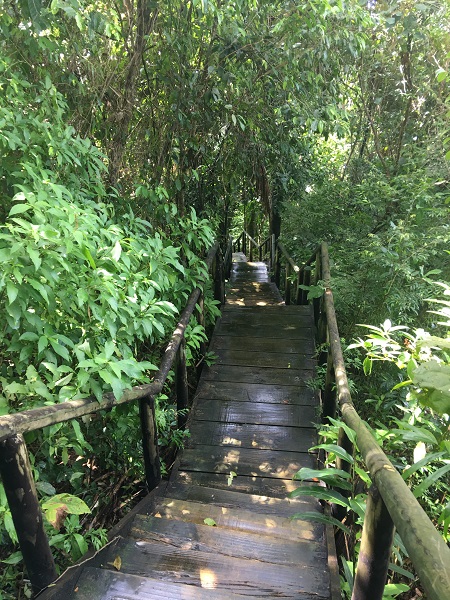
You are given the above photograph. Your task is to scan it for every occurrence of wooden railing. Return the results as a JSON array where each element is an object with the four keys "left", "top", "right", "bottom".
[
  {"left": 0, "top": 242, "right": 224, "bottom": 594},
  {"left": 249, "top": 235, "right": 450, "bottom": 600}
]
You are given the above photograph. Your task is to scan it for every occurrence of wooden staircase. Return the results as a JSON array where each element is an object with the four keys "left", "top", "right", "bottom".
[{"left": 39, "top": 255, "right": 339, "bottom": 600}]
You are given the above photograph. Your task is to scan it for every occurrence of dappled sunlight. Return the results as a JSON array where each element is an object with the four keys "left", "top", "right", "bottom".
[
  {"left": 264, "top": 518, "right": 277, "bottom": 529},
  {"left": 222, "top": 436, "right": 242, "bottom": 446},
  {"left": 200, "top": 568, "right": 217, "bottom": 589}
]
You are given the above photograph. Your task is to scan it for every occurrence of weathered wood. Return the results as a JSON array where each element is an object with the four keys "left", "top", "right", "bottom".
[
  {"left": 179, "top": 445, "right": 315, "bottom": 478},
  {"left": 0, "top": 434, "right": 57, "bottom": 592},
  {"left": 164, "top": 483, "right": 321, "bottom": 515},
  {"left": 131, "top": 514, "right": 326, "bottom": 566},
  {"left": 191, "top": 398, "right": 318, "bottom": 428},
  {"left": 322, "top": 351, "right": 336, "bottom": 421},
  {"left": 100, "top": 537, "right": 330, "bottom": 598},
  {"left": 194, "top": 380, "right": 318, "bottom": 405},
  {"left": 175, "top": 470, "right": 312, "bottom": 498},
  {"left": 213, "top": 349, "right": 314, "bottom": 369},
  {"left": 153, "top": 497, "right": 323, "bottom": 540},
  {"left": 176, "top": 339, "right": 189, "bottom": 429},
  {"left": 201, "top": 364, "right": 315, "bottom": 385},
  {"left": 352, "top": 485, "right": 395, "bottom": 600},
  {"left": 72, "top": 567, "right": 246, "bottom": 600},
  {"left": 139, "top": 395, "right": 161, "bottom": 491},
  {"left": 210, "top": 335, "right": 314, "bottom": 354},
  {"left": 186, "top": 421, "right": 317, "bottom": 452},
  {"left": 215, "top": 322, "right": 313, "bottom": 339}
]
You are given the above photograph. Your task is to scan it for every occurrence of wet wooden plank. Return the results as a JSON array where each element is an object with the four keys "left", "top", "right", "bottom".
[
  {"left": 194, "top": 381, "right": 318, "bottom": 405},
  {"left": 164, "top": 483, "right": 321, "bottom": 516},
  {"left": 101, "top": 537, "right": 330, "bottom": 598},
  {"left": 213, "top": 349, "right": 313, "bottom": 369},
  {"left": 130, "top": 514, "right": 327, "bottom": 567},
  {"left": 186, "top": 421, "right": 317, "bottom": 451},
  {"left": 174, "top": 470, "right": 312, "bottom": 498},
  {"left": 210, "top": 336, "right": 314, "bottom": 354},
  {"left": 191, "top": 399, "right": 317, "bottom": 428},
  {"left": 72, "top": 567, "right": 246, "bottom": 600},
  {"left": 201, "top": 365, "right": 315, "bottom": 385},
  {"left": 179, "top": 445, "right": 315, "bottom": 478},
  {"left": 152, "top": 498, "right": 324, "bottom": 541}
]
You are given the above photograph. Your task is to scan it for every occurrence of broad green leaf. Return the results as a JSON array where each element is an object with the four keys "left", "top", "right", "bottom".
[
  {"left": 402, "top": 452, "right": 444, "bottom": 479},
  {"left": 310, "top": 443, "right": 354, "bottom": 464},
  {"left": 203, "top": 518, "right": 217, "bottom": 526},
  {"left": 9, "top": 204, "right": 32, "bottom": 216},
  {"left": 290, "top": 511, "right": 351, "bottom": 534},
  {"left": 6, "top": 282, "right": 18, "bottom": 305},
  {"left": 289, "top": 485, "right": 350, "bottom": 507}
]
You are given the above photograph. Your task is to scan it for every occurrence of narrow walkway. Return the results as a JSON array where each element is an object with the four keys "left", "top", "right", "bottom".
[{"left": 42, "top": 255, "right": 338, "bottom": 599}]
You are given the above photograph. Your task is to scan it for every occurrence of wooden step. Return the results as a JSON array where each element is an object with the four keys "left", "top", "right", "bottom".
[
  {"left": 130, "top": 514, "right": 327, "bottom": 567},
  {"left": 71, "top": 567, "right": 247, "bottom": 599},
  {"left": 194, "top": 380, "right": 318, "bottom": 405},
  {"left": 98, "top": 537, "right": 331, "bottom": 598},
  {"left": 152, "top": 497, "right": 323, "bottom": 541},
  {"left": 201, "top": 365, "right": 315, "bottom": 385},
  {"left": 179, "top": 445, "right": 315, "bottom": 479}
]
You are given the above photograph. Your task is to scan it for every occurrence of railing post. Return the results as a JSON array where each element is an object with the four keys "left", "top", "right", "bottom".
[
  {"left": 313, "top": 249, "right": 322, "bottom": 326},
  {"left": 274, "top": 245, "right": 280, "bottom": 289},
  {"left": 196, "top": 293, "right": 206, "bottom": 375},
  {"left": 139, "top": 394, "right": 161, "bottom": 491},
  {"left": 271, "top": 234, "right": 276, "bottom": 272},
  {"left": 242, "top": 231, "right": 247, "bottom": 257},
  {"left": 0, "top": 434, "right": 57, "bottom": 593},
  {"left": 213, "top": 251, "right": 225, "bottom": 305},
  {"left": 322, "top": 351, "right": 336, "bottom": 420},
  {"left": 352, "top": 484, "right": 395, "bottom": 600},
  {"left": 176, "top": 338, "right": 189, "bottom": 429},
  {"left": 285, "top": 262, "right": 291, "bottom": 305}
]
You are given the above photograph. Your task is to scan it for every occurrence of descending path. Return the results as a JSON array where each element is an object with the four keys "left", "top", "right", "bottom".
[{"left": 41, "top": 255, "right": 339, "bottom": 600}]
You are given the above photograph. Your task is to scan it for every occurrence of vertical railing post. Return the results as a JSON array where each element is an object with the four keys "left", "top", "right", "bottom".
[
  {"left": 300, "top": 267, "right": 311, "bottom": 305},
  {"left": 285, "top": 262, "right": 291, "bottom": 305},
  {"left": 196, "top": 293, "right": 206, "bottom": 377},
  {"left": 274, "top": 245, "right": 280, "bottom": 288},
  {"left": 313, "top": 248, "right": 322, "bottom": 327},
  {"left": 139, "top": 394, "right": 161, "bottom": 491},
  {"left": 213, "top": 251, "right": 225, "bottom": 305},
  {"left": 176, "top": 338, "right": 189, "bottom": 429},
  {"left": 271, "top": 234, "right": 276, "bottom": 275},
  {"left": 0, "top": 434, "right": 57, "bottom": 593},
  {"left": 352, "top": 485, "right": 395, "bottom": 600},
  {"left": 242, "top": 231, "right": 247, "bottom": 257},
  {"left": 322, "top": 351, "right": 336, "bottom": 420}
]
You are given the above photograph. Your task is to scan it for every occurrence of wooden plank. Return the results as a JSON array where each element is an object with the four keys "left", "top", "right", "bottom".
[
  {"left": 152, "top": 498, "right": 324, "bottom": 541},
  {"left": 174, "top": 471, "right": 314, "bottom": 498},
  {"left": 99, "top": 538, "right": 330, "bottom": 598},
  {"left": 194, "top": 381, "right": 318, "bottom": 405},
  {"left": 201, "top": 365, "right": 315, "bottom": 385},
  {"left": 179, "top": 445, "right": 315, "bottom": 478},
  {"left": 164, "top": 483, "right": 321, "bottom": 516},
  {"left": 213, "top": 349, "right": 313, "bottom": 369},
  {"left": 191, "top": 399, "right": 318, "bottom": 428},
  {"left": 215, "top": 323, "right": 313, "bottom": 339},
  {"left": 210, "top": 336, "right": 314, "bottom": 354},
  {"left": 186, "top": 421, "right": 317, "bottom": 452},
  {"left": 72, "top": 567, "right": 246, "bottom": 600},
  {"left": 130, "top": 514, "right": 327, "bottom": 567}
]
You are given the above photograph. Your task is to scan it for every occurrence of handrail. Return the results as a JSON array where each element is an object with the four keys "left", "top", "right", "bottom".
[
  {"left": 0, "top": 241, "right": 223, "bottom": 594},
  {"left": 263, "top": 236, "right": 450, "bottom": 600}
]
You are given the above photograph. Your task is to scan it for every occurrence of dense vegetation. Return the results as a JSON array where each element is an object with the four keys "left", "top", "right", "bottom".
[{"left": 0, "top": 0, "right": 449, "bottom": 598}]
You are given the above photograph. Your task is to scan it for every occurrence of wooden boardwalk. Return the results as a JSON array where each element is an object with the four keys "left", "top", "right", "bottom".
[{"left": 41, "top": 255, "right": 339, "bottom": 600}]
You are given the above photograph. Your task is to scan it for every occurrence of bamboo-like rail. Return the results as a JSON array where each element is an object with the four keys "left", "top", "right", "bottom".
[
  {"left": 0, "top": 242, "right": 223, "bottom": 594},
  {"left": 245, "top": 233, "right": 450, "bottom": 600}
]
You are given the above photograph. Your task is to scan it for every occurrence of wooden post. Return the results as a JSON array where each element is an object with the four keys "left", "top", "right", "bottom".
[
  {"left": 271, "top": 234, "right": 276, "bottom": 275},
  {"left": 139, "top": 394, "right": 161, "bottom": 491},
  {"left": 242, "top": 231, "right": 247, "bottom": 257},
  {"left": 0, "top": 434, "right": 57, "bottom": 593},
  {"left": 300, "top": 267, "right": 311, "bottom": 305},
  {"left": 313, "top": 250, "right": 322, "bottom": 327},
  {"left": 176, "top": 338, "right": 189, "bottom": 429},
  {"left": 214, "top": 252, "right": 225, "bottom": 305},
  {"left": 333, "top": 426, "right": 354, "bottom": 521},
  {"left": 352, "top": 485, "right": 395, "bottom": 600},
  {"left": 285, "top": 262, "right": 291, "bottom": 305}
]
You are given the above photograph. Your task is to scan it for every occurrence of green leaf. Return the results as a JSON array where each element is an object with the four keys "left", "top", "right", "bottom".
[
  {"left": 9, "top": 204, "right": 32, "bottom": 216},
  {"left": 310, "top": 443, "right": 354, "bottom": 464},
  {"left": 6, "top": 282, "right": 18, "bottom": 305},
  {"left": 35, "top": 481, "right": 56, "bottom": 496},
  {"left": 413, "top": 464, "right": 450, "bottom": 498},
  {"left": 111, "top": 241, "right": 122, "bottom": 262},
  {"left": 402, "top": 452, "right": 445, "bottom": 479},
  {"left": 289, "top": 485, "right": 350, "bottom": 507},
  {"left": 293, "top": 467, "right": 352, "bottom": 490},
  {"left": 203, "top": 518, "right": 217, "bottom": 526},
  {"left": 1, "top": 551, "right": 23, "bottom": 565},
  {"left": 290, "top": 511, "right": 351, "bottom": 534}
]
